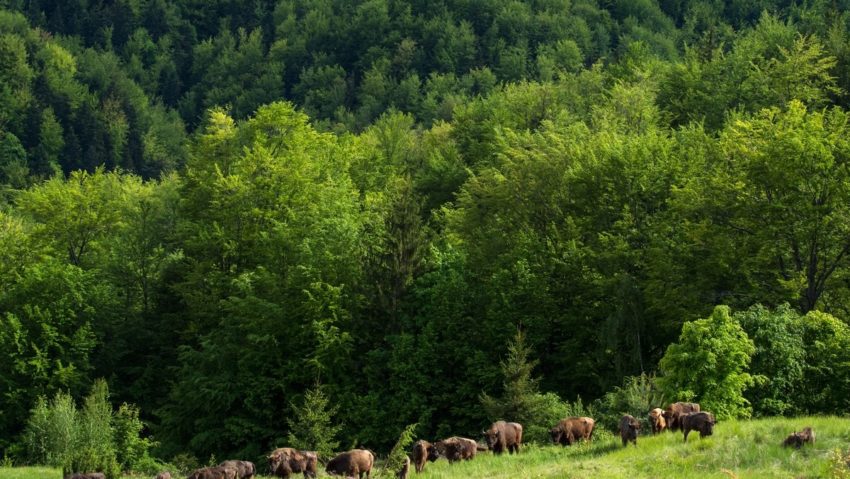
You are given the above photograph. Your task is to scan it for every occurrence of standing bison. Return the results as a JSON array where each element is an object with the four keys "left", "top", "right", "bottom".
[
  {"left": 664, "top": 402, "right": 700, "bottom": 432},
  {"left": 434, "top": 437, "right": 479, "bottom": 462},
  {"left": 648, "top": 408, "right": 666, "bottom": 434},
  {"left": 219, "top": 460, "right": 255, "bottom": 479},
  {"left": 550, "top": 417, "right": 595, "bottom": 446},
  {"left": 268, "top": 448, "right": 318, "bottom": 478},
  {"left": 482, "top": 421, "right": 523, "bottom": 455},
  {"left": 155, "top": 472, "right": 172, "bottom": 479},
  {"left": 325, "top": 449, "right": 374, "bottom": 478},
  {"left": 681, "top": 411, "right": 716, "bottom": 442},
  {"left": 619, "top": 415, "right": 640, "bottom": 447},
  {"left": 412, "top": 440, "right": 439, "bottom": 473}
]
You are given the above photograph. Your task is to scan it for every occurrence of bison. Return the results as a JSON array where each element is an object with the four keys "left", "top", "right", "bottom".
[
  {"left": 648, "top": 408, "right": 666, "bottom": 434},
  {"left": 664, "top": 402, "right": 700, "bottom": 432},
  {"left": 550, "top": 417, "right": 595, "bottom": 446},
  {"left": 219, "top": 460, "right": 255, "bottom": 479},
  {"left": 396, "top": 455, "right": 411, "bottom": 479},
  {"left": 186, "top": 466, "right": 237, "bottom": 479},
  {"left": 325, "top": 449, "right": 374, "bottom": 478},
  {"left": 434, "top": 437, "right": 479, "bottom": 463},
  {"left": 482, "top": 421, "right": 523, "bottom": 455},
  {"left": 155, "top": 473, "right": 172, "bottom": 479},
  {"left": 783, "top": 427, "right": 815, "bottom": 449},
  {"left": 412, "top": 440, "right": 439, "bottom": 473},
  {"left": 619, "top": 415, "right": 640, "bottom": 447},
  {"left": 681, "top": 411, "right": 715, "bottom": 442},
  {"left": 64, "top": 474, "right": 105, "bottom": 479},
  {"left": 268, "top": 448, "right": 318, "bottom": 479}
]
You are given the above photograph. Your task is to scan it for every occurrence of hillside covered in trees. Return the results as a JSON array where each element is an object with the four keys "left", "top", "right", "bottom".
[{"left": 3, "top": 0, "right": 850, "bottom": 472}]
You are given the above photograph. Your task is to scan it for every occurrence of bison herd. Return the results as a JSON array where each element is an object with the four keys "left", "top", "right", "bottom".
[{"left": 63, "top": 402, "right": 817, "bottom": 479}]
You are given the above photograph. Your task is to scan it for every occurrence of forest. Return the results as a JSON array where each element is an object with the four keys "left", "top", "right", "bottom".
[{"left": 2, "top": 0, "right": 850, "bottom": 476}]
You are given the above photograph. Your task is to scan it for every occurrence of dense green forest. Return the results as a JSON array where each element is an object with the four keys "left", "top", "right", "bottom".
[{"left": 3, "top": 0, "right": 850, "bottom": 474}]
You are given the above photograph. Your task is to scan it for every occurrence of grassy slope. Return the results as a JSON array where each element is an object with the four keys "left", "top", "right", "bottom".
[{"left": 3, "top": 417, "right": 849, "bottom": 479}]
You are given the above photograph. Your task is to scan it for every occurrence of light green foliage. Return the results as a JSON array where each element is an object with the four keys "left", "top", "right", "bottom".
[
  {"left": 286, "top": 385, "right": 342, "bottom": 460},
  {"left": 382, "top": 423, "right": 417, "bottom": 477},
  {"left": 659, "top": 305, "right": 755, "bottom": 419},
  {"left": 112, "top": 403, "right": 154, "bottom": 472},
  {"left": 594, "top": 374, "right": 669, "bottom": 432}
]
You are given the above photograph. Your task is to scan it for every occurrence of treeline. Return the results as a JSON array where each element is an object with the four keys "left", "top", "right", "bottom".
[{"left": 3, "top": 0, "right": 850, "bottom": 469}]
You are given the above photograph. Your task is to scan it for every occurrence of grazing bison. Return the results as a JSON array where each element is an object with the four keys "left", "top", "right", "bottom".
[
  {"left": 396, "top": 455, "right": 411, "bottom": 479},
  {"left": 681, "top": 411, "right": 716, "bottom": 442},
  {"left": 648, "top": 408, "right": 666, "bottom": 434},
  {"left": 186, "top": 466, "right": 237, "bottom": 479},
  {"left": 664, "top": 402, "right": 700, "bottom": 432},
  {"left": 482, "top": 421, "right": 523, "bottom": 454},
  {"left": 619, "top": 415, "right": 640, "bottom": 447},
  {"left": 412, "top": 440, "right": 439, "bottom": 473},
  {"left": 325, "top": 449, "right": 374, "bottom": 478},
  {"left": 64, "top": 474, "right": 105, "bottom": 479},
  {"left": 550, "top": 417, "right": 595, "bottom": 446},
  {"left": 434, "top": 437, "right": 479, "bottom": 463},
  {"left": 155, "top": 473, "right": 172, "bottom": 479},
  {"left": 268, "top": 448, "right": 318, "bottom": 478},
  {"left": 783, "top": 427, "right": 816, "bottom": 449},
  {"left": 219, "top": 460, "right": 255, "bottom": 479}
]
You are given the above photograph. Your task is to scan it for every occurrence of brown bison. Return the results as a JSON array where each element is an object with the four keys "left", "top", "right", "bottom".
[
  {"left": 155, "top": 473, "right": 172, "bottom": 479},
  {"left": 325, "top": 449, "right": 374, "bottom": 478},
  {"left": 396, "top": 455, "right": 411, "bottom": 479},
  {"left": 186, "top": 466, "right": 237, "bottom": 479},
  {"left": 619, "top": 415, "right": 640, "bottom": 447},
  {"left": 681, "top": 411, "right": 716, "bottom": 442},
  {"left": 482, "top": 421, "right": 523, "bottom": 454},
  {"left": 412, "top": 440, "right": 439, "bottom": 473},
  {"left": 648, "top": 408, "right": 666, "bottom": 434},
  {"left": 783, "top": 427, "right": 815, "bottom": 449},
  {"left": 550, "top": 417, "right": 595, "bottom": 446},
  {"left": 664, "top": 402, "right": 700, "bottom": 432},
  {"left": 219, "top": 460, "right": 255, "bottom": 479},
  {"left": 434, "top": 437, "right": 479, "bottom": 463},
  {"left": 64, "top": 474, "right": 106, "bottom": 479},
  {"left": 268, "top": 448, "right": 318, "bottom": 478}
]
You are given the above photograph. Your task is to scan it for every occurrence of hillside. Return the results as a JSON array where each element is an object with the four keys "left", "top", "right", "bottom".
[{"left": 3, "top": 417, "right": 849, "bottom": 478}]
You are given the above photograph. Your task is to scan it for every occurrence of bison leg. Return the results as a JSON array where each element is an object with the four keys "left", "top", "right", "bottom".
[{"left": 683, "top": 429, "right": 690, "bottom": 443}]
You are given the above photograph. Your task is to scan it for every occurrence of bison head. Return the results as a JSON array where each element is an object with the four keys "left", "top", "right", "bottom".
[
  {"left": 549, "top": 427, "right": 562, "bottom": 444},
  {"left": 483, "top": 429, "right": 500, "bottom": 449},
  {"left": 426, "top": 444, "right": 440, "bottom": 462}
]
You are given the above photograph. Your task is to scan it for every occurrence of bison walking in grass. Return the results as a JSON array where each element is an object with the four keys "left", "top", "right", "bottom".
[
  {"left": 550, "top": 417, "right": 595, "bottom": 446},
  {"left": 268, "top": 448, "right": 318, "bottom": 478},
  {"left": 435, "top": 437, "right": 480, "bottom": 462},
  {"left": 412, "top": 440, "right": 439, "bottom": 473},
  {"left": 648, "top": 408, "right": 666, "bottom": 434},
  {"left": 219, "top": 460, "right": 255, "bottom": 479},
  {"left": 681, "top": 411, "right": 715, "bottom": 442},
  {"left": 619, "top": 415, "right": 640, "bottom": 447},
  {"left": 665, "top": 402, "right": 700, "bottom": 432},
  {"left": 482, "top": 421, "right": 523, "bottom": 454},
  {"left": 325, "top": 449, "right": 374, "bottom": 478},
  {"left": 783, "top": 427, "right": 815, "bottom": 449}
]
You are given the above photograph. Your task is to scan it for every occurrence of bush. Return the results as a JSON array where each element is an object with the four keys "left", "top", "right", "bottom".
[
  {"left": 658, "top": 305, "right": 755, "bottom": 419},
  {"left": 593, "top": 373, "right": 669, "bottom": 432}
]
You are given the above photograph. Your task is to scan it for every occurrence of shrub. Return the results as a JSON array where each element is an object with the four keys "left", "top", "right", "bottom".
[
  {"left": 593, "top": 373, "right": 669, "bottom": 432},
  {"left": 658, "top": 305, "right": 755, "bottom": 419}
]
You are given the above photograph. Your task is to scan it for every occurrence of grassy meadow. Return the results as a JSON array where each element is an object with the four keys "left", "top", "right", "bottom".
[{"left": 3, "top": 417, "right": 849, "bottom": 479}]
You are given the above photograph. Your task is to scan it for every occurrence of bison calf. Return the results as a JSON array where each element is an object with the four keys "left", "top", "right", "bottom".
[
  {"left": 186, "top": 466, "right": 237, "bottom": 479},
  {"left": 482, "top": 421, "right": 523, "bottom": 454},
  {"left": 681, "top": 411, "right": 715, "bottom": 442},
  {"left": 412, "top": 440, "right": 439, "bottom": 473},
  {"left": 325, "top": 449, "right": 374, "bottom": 479},
  {"left": 783, "top": 427, "right": 815, "bottom": 449},
  {"left": 396, "top": 455, "right": 411, "bottom": 479},
  {"left": 648, "top": 408, "right": 666, "bottom": 434},
  {"left": 619, "top": 415, "right": 640, "bottom": 447}
]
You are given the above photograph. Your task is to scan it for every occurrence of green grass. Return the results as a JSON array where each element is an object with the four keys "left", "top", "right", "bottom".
[{"left": 3, "top": 417, "right": 850, "bottom": 479}]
